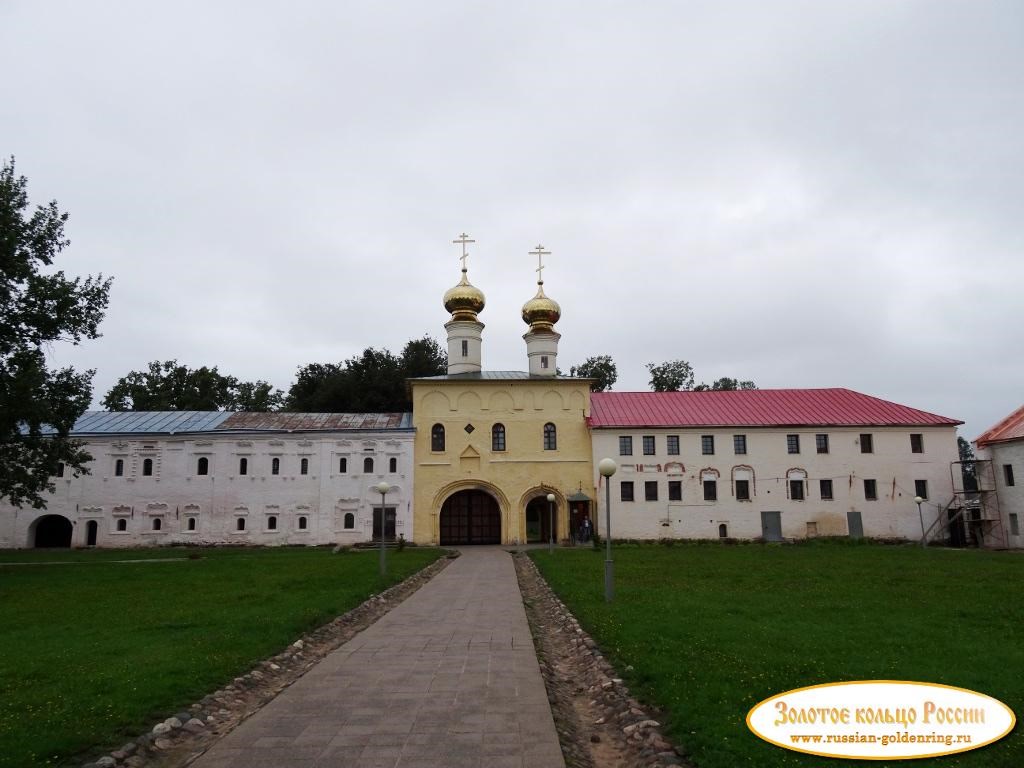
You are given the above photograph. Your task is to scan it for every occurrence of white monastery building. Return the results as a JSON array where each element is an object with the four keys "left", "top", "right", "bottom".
[
  {"left": 974, "top": 405, "right": 1024, "bottom": 549},
  {"left": 1, "top": 235, "right": 985, "bottom": 549},
  {"left": 0, "top": 411, "right": 414, "bottom": 549},
  {"left": 588, "top": 389, "right": 962, "bottom": 542}
]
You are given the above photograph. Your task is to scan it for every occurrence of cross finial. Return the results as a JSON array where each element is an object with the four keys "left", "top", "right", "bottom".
[
  {"left": 453, "top": 232, "right": 475, "bottom": 271},
  {"left": 530, "top": 244, "right": 551, "bottom": 284}
]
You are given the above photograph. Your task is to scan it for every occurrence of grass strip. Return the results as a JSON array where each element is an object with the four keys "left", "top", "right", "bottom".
[
  {"left": 531, "top": 540, "right": 1024, "bottom": 768},
  {"left": 0, "top": 546, "right": 442, "bottom": 767}
]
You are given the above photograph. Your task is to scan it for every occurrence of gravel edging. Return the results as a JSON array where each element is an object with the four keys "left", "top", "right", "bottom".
[
  {"left": 80, "top": 551, "right": 457, "bottom": 768},
  {"left": 514, "top": 553, "right": 694, "bottom": 768}
]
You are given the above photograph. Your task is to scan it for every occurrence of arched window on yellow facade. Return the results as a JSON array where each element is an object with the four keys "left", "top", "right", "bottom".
[
  {"left": 431, "top": 423, "right": 445, "bottom": 451},
  {"left": 492, "top": 423, "right": 506, "bottom": 452}
]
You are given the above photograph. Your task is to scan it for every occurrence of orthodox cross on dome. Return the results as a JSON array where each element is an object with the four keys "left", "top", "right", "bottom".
[
  {"left": 453, "top": 232, "right": 475, "bottom": 271},
  {"left": 530, "top": 244, "right": 551, "bottom": 284}
]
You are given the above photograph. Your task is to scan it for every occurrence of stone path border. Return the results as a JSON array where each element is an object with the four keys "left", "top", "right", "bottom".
[
  {"left": 514, "top": 553, "right": 693, "bottom": 768},
  {"left": 80, "top": 552, "right": 456, "bottom": 768}
]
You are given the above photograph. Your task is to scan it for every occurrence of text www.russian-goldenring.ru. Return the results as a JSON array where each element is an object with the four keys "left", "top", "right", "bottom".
[{"left": 790, "top": 732, "right": 973, "bottom": 747}]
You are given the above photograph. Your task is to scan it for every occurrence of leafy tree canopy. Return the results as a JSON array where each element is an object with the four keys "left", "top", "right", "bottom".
[
  {"left": 957, "top": 436, "right": 977, "bottom": 489},
  {"left": 285, "top": 336, "right": 447, "bottom": 412},
  {"left": 958, "top": 435, "right": 975, "bottom": 463},
  {"left": 646, "top": 359, "right": 695, "bottom": 392},
  {"left": 693, "top": 377, "right": 758, "bottom": 391},
  {"left": 647, "top": 360, "right": 757, "bottom": 392},
  {"left": 102, "top": 360, "right": 284, "bottom": 412},
  {"left": 1, "top": 157, "right": 112, "bottom": 508},
  {"left": 570, "top": 355, "right": 618, "bottom": 392}
]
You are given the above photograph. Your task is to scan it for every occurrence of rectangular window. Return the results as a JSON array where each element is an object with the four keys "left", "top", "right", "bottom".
[
  {"left": 787, "top": 434, "right": 800, "bottom": 454},
  {"left": 56, "top": 462, "right": 65, "bottom": 478},
  {"left": 914, "top": 479, "right": 928, "bottom": 499},
  {"left": 668, "top": 480, "right": 682, "bottom": 501},
  {"left": 1004, "top": 464, "right": 1015, "bottom": 486},
  {"left": 820, "top": 478, "right": 834, "bottom": 500},
  {"left": 620, "top": 481, "right": 634, "bottom": 502},
  {"left": 733, "top": 435, "right": 747, "bottom": 455},
  {"left": 642, "top": 436, "right": 655, "bottom": 455},
  {"left": 667, "top": 435, "right": 680, "bottom": 455},
  {"left": 910, "top": 433, "right": 924, "bottom": 453},
  {"left": 1011, "top": 513, "right": 1020, "bottom": 536},
  {"left": 703, "top": 480, "right": 717, "bottom": 501},
  {"left": 816, "top": 434, "right": 829, "bottom": 454},
  {"left": 864, "top": 478, "right": 877, "bottom": 501},
  {"left": 619, "top": 436, "right": 633, "bottom": 456},
  {"left": 701, "top": 435, "right": 715, "bottom": 455},
  {"left": 541, "top": 355, "right": 549, "bottom": 369},
  {"left": 645, "top": 481, "right": 658, "bottom": 501},
  {"left": 860, "top": 434, "right": 874, "bottom": 453},
  {"left": 461, "top": 339, "right": 469, "bottom": 357},
  {"left": 790, "top": 480, "right": 805, "bottom": 501},
  {"left": 735, "top": 479, "right": 750, "bottom": 501}
]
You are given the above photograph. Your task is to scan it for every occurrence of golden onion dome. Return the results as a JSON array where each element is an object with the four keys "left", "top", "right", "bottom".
[
  {"left": 443, "top": 270, "right": 486, "bottom": 320},
  {"left": 521, "top": 282, "right": 561, "bottom": 330}
]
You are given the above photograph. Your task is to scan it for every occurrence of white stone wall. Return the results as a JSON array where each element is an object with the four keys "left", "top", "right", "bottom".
[
  {"left": 976, "top": 440, "right": 1024, "bottom": 549},
  {"left": 590, "top": 426, "right": 960, "bottom": 541},
  {"left": 0, "top": 431, "right": 415, "bottom": 549}
]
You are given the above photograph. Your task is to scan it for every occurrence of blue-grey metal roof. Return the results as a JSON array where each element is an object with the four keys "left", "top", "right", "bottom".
[
  {"left": 411, "top": 371, "right": 588, "bottom": 381},
  {"left": 37, "top": 411, "right": 413, "bottom": 436},
  {"left": 62, "top": 411, "right": 233, "bottom": 435}
]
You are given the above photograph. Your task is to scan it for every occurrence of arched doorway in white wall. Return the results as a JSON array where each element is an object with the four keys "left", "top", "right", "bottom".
[{"left": 32, "top": 515, "right": 73, "bottom": 548}]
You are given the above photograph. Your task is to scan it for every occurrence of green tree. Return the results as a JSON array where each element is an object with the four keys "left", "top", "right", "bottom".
[
  {"left": 570, "top": 355, "right": 618, "bottom": 392},
  {"left": 102, "top": 360, "right": 283, "bottom": 411},
  {"left": 285, "top": 361, "right": 346, "bottom": 412},
  {"left": 285, "top": 336, "right": 447, "bottom": 412},
  {"left": 1, "top": 157, "right": 112, "bottom": 508},
  {"left": 693, "top": 377, "right": 758, "bottom": 391},
  {"left": 399, "top": 336, "right": 447, "bottom": 380},
  {"left": 232, "top": 380, "right": 285, "bottom": 412},
  {"left": 646, "top": 359, "right": 695, "bottom": 392},
  {"left": 958, "top": 436, "right": 977, "bottom": 491}
]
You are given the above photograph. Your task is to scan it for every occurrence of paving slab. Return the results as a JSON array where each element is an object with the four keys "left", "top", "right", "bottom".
[{"left": 193, "top": 547, "right": 563, "bottom": 767}]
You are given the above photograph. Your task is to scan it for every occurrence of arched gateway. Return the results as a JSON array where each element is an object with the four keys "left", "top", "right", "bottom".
[
  {"left": 32, "top": 515, "right": 73, "bottom": 548},
  {"left": 439, "top": 489, "right": 501, "bottom": 545},
  {"left": 524, "top": 495, "right": 556, "bottom": 543}
]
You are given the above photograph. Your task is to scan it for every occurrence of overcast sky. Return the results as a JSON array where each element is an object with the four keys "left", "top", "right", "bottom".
[{"left": 3, "top": 1, "right": 1021, "bottom": 440}]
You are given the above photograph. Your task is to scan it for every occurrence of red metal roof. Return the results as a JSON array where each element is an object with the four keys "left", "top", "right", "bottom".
[
  {"left": 975, "top": 404, "right": 1024, "bottom": 447},
  {"left": 588, "top": 389, "right": 961, "bottom": 428}
]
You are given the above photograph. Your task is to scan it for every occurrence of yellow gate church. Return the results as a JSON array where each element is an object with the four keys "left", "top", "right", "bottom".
[{"left": 410, "top": 238, "right": 595, "bottom": 545}]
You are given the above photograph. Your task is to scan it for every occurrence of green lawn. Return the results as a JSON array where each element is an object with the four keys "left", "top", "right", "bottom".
[
  {"left": 530, "top": 541, "right": 1024, "bottom": 768},
  {"left": 0, "top": 546, "right": 443, "bottom": 768}
]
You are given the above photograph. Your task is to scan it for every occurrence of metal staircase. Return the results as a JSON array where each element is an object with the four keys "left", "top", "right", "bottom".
[{"left": 923, "top": 460, "right": 1006, "bottom": 548}]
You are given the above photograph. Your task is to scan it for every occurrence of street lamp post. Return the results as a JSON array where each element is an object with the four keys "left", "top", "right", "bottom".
[
  {"left": 914, "top": 495, "right": 926, "bottom": 548},
  {"left": 598, "top": 458, "right": 617, "bottom": 602},
  {"left": 375, "top": 481, "right": 390, "bottom": 576},
  {"left": 547, "top": 492, "right": 556, "bottom": 554}
]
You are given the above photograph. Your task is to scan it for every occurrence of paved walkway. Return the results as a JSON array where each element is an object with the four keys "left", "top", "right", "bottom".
[{"left": 193, "top": 547, "right": 564, "bottom": 768}]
